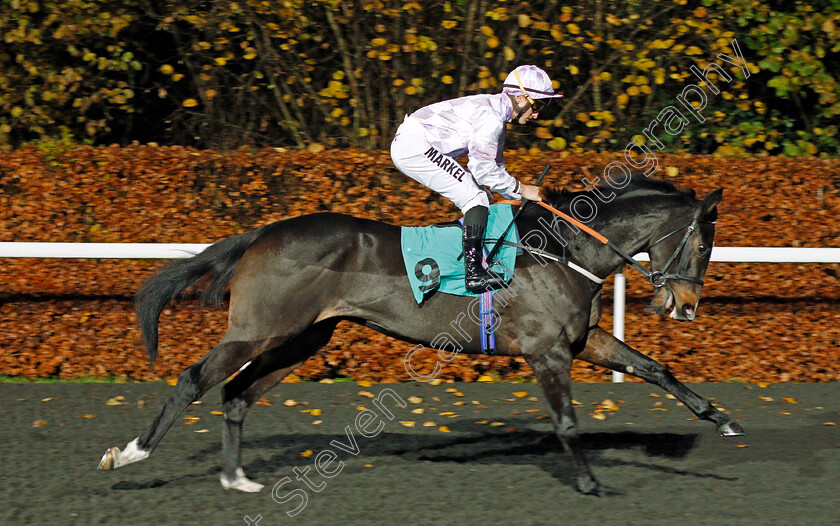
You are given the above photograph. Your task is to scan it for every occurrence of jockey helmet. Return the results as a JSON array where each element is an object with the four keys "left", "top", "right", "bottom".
[{"left": 501, "top": 65, "right": 563, "bottom": 100}]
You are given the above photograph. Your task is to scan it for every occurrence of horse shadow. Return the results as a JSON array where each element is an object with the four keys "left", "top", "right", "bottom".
[
  {"left": 177, "top": 418, "right": 734, "bottom": 492},
  {"left": 114, "top": 421, "right": 734, "bottom": 492}
]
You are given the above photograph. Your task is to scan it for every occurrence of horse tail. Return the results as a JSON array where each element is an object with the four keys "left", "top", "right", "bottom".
[{"left": 135, "top": 225, "right": 270, "bottom": 367}]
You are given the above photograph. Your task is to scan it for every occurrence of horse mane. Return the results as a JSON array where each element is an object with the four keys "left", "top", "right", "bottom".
[{"left": 542, "top": 173, "right": 697, "bottom": 210}]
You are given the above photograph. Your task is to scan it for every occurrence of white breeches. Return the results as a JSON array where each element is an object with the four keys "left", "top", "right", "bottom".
[{"left": 390, "top": 122, "right": 489, "bottom": 214}]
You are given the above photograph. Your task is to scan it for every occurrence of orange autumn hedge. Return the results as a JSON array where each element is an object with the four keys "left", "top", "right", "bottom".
[{"left": 1, "top": 145, "right": 838, "bottom": 383}]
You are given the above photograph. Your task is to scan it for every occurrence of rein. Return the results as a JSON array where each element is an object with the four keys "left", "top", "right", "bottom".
[{"left": 503, "top": 199, "right": 705, "bottom": 289}]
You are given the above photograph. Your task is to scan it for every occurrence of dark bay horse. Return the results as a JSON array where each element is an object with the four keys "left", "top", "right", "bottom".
[{"left": 98, "top": 176, "right": 743, "bottom": 496}]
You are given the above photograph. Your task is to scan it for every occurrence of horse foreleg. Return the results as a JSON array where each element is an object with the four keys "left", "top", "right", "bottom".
[
  {"left": 98, "top": 339, "right": 268, "bottom": 471},
  {"left": 220, "top": 322, "right": 337, "bottom": 492},
  {"left": 526, "top": 331, "right": 618, "bottom": 497},
  {"left": 576, "top": 327, "right": 744, "bottom": 436}
]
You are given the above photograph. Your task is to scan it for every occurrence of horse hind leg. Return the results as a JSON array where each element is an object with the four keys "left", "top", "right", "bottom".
[
  {"left": 98, "top": 336, "right": 277, "bottom": 471},
  {"left": 219, "top": 321, "right": 338, "bottom": 492}
]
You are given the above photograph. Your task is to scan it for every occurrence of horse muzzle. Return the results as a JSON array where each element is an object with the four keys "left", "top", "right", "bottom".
[{"left": 664, "top": 286, "right": 700, "bottom": 321}]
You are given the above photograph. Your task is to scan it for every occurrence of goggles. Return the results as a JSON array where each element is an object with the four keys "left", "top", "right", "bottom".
[{"left": 512, "top": 70, "right": 550, "bottom": 113}]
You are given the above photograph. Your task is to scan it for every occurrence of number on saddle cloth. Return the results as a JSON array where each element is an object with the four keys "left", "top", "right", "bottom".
[{"left": 399, "top": 204, "right": 520, "bottom": 305}]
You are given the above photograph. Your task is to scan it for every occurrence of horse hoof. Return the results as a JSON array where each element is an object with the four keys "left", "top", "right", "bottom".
[
  {"left": 718, "top": 422, "right": 745, "bottom": 437},
  {"left": 97, "top": 437, "right": 148, "bottom": 470},
  {"left": 588, "top": 484, "right": 624, "bottom": 497},
  {"left": 578, "top": 477, "right": 623, "bottom": 497},
  {"left": 221, "top": 468, "right": 264, "bottom": 493},
  {"left": 98, "top": 447, "right": 119, "bottom": 470}
]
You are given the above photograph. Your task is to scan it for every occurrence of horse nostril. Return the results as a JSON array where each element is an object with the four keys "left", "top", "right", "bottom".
[{"left": 682, "top": 304, "right": 694, "bottom": 317}]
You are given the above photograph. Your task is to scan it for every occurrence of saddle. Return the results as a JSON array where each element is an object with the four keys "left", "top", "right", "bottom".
[{"left": 399, "top": 204, "right": 520, "bottom": 304}]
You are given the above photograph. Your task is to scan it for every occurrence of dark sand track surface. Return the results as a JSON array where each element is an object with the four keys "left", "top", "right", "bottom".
[{"left": 2, "top": 381, "right": 837, "bottom": 525}]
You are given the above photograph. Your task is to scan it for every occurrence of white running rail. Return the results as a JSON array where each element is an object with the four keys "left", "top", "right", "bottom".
[{"left": 2, "top": 243, "right": 838, "bottom": 382}]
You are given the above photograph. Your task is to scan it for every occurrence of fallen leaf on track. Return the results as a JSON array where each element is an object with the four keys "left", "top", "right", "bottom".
[{"left": 105, "top": 396, "right": 125, "bottom": 406}]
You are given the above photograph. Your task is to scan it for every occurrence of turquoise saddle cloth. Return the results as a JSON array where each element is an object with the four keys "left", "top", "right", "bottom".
[{"left": 400, "top": 204, "right": 519, "bottom": 304}]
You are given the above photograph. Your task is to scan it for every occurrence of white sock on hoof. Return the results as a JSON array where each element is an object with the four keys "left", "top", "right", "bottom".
[
  {"left": 221, "top": 468, "right": 264, "bottom": 493},
  {"left": 98, "top": 437, "right": 149, "bottom": 470}
]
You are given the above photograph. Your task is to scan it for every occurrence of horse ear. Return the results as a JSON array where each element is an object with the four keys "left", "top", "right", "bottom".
[{"left": 700, "top": 188, "right": 723, "bottom": 219}]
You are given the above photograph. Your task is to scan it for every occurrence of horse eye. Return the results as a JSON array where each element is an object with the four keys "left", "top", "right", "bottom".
[{"left": 698, "top": 245, "right": 708, "bottom": 254}]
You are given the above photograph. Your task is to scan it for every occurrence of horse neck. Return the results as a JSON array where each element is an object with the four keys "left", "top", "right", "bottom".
[{"left": 530, "top": 193, "right": 694, "bottom": 280}]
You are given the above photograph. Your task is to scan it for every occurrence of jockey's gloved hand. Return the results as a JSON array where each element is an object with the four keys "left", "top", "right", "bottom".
[{"left": 519, "top": 184, "right": 542, "bottom": 202}]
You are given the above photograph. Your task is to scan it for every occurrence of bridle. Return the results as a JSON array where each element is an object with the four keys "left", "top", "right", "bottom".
[
  {"left": 503, "top": 199, "right": 710, "bottom": 291},
  {"left": 485, "top": 164, "right": 712, "bottom": 292},
  {"left": 618, "top": 205, "right": 709, "bottom": 289}
]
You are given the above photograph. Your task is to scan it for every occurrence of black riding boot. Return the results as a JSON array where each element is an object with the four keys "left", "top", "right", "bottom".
[{"left": 463, "top": 206, "right": 507, "bottom": 293}]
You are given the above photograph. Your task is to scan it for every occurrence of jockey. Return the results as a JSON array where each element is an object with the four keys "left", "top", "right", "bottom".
[{"left": 390, "top": 65, "right": 563, "bottom": 293}]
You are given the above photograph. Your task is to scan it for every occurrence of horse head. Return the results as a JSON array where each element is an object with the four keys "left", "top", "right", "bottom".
[{"left": 646, "top": 187, "right": 723, "bottom": 321}]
